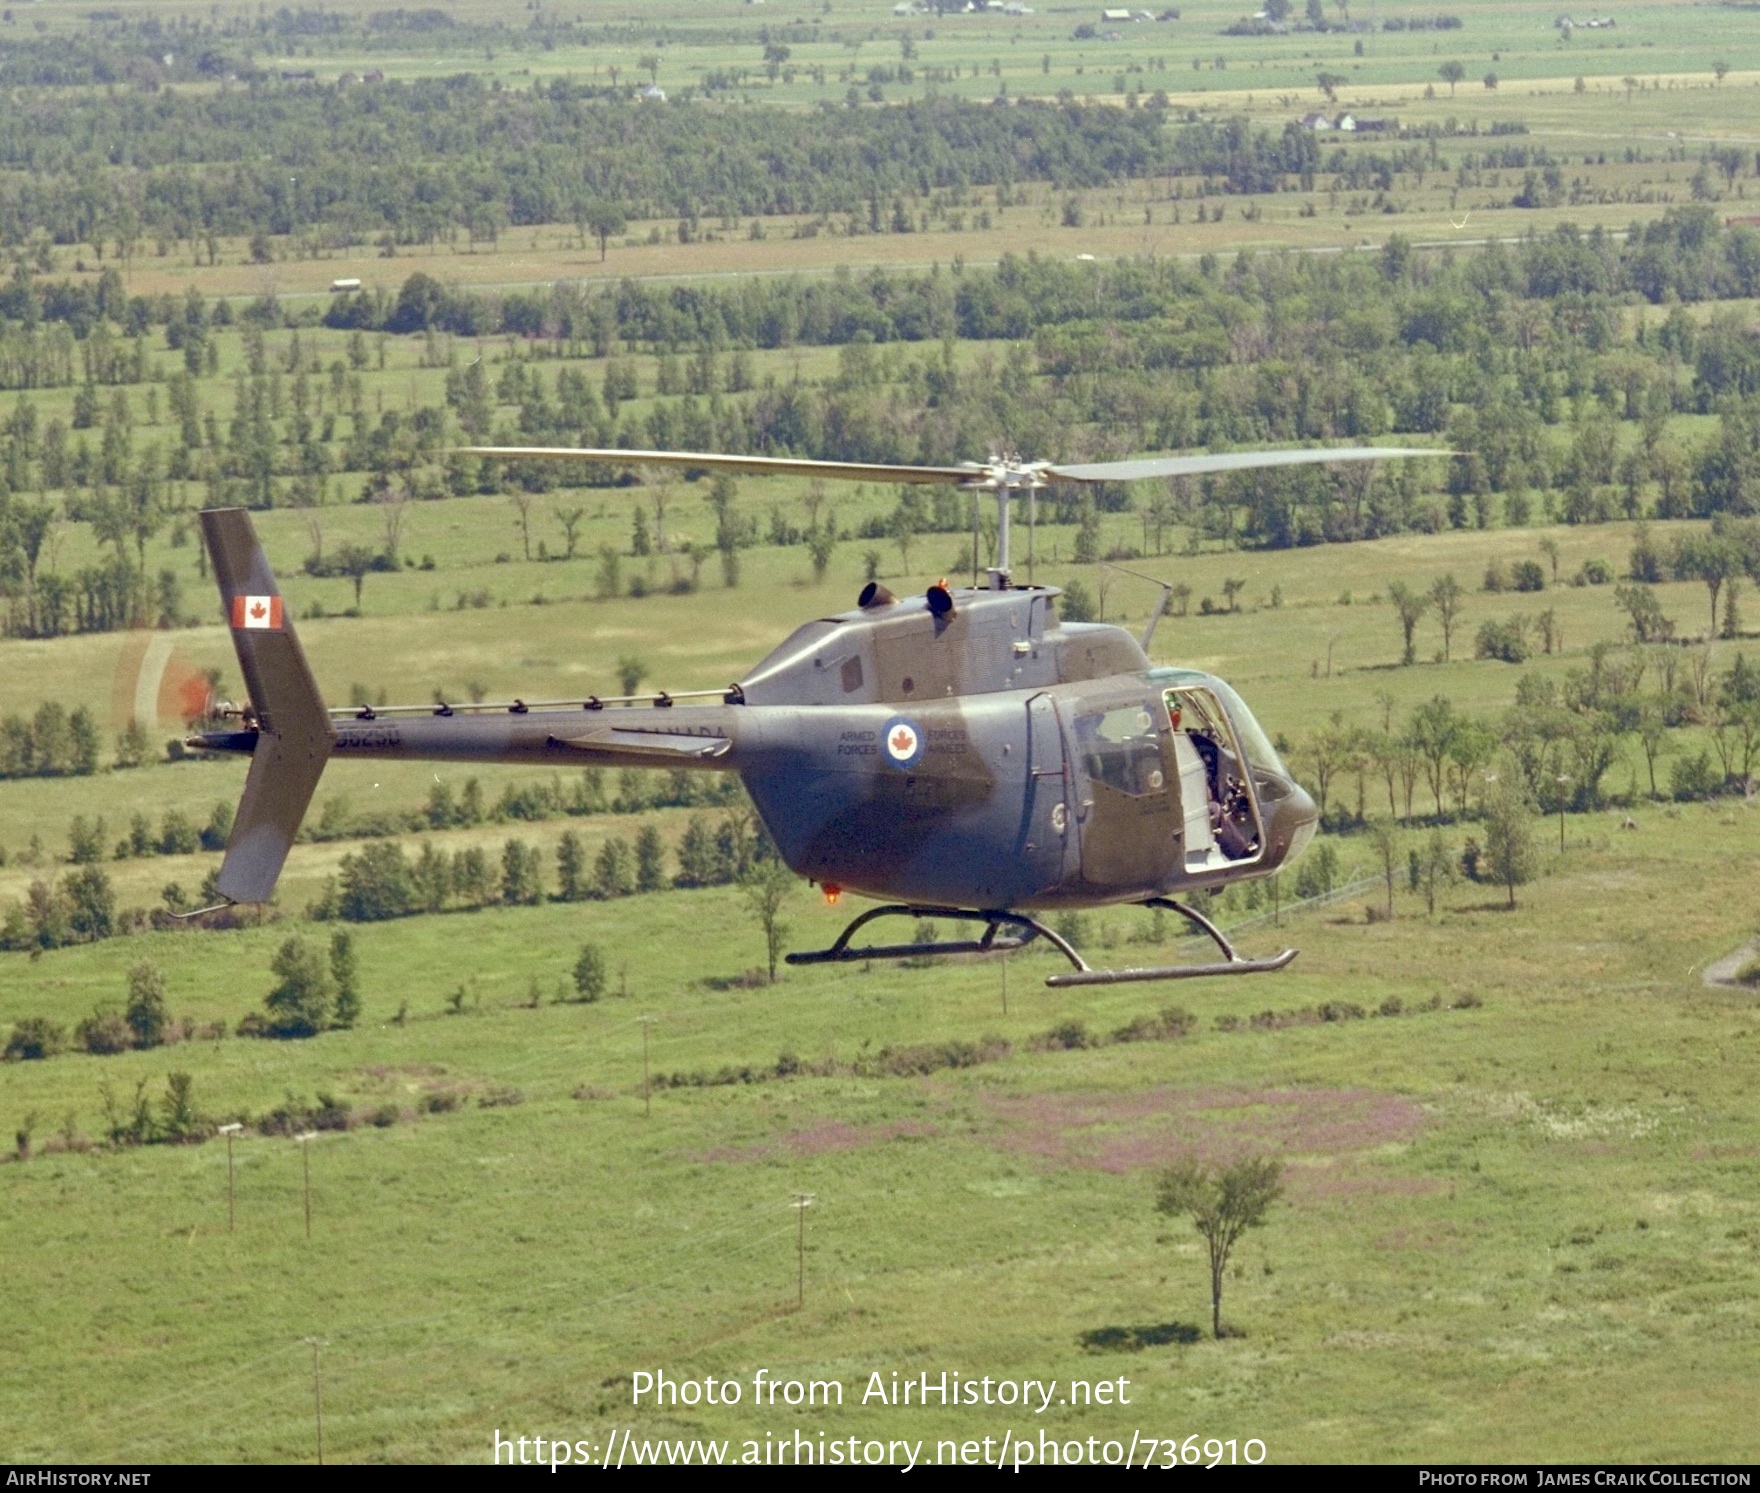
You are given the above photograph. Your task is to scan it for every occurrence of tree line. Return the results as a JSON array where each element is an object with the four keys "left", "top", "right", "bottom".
[
  {"left": 1299, "top": 642, "right": 1760, "bottom": 833},
  {"left": 0, "top": 88, "right": 1312, "bottom": 249}
]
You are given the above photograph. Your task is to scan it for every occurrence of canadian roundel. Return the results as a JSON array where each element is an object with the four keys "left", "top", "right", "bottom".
[{"left": 882, "top": 716, "right": 924, "bottom": 769}]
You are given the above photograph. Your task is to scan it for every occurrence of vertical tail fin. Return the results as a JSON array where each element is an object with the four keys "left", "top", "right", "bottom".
[{"left": 201, "top": 508, "right": 332, "bottom": 903}]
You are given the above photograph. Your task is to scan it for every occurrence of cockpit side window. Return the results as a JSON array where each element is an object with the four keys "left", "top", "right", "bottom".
[{"left": 1074, "top": 703, "right": 1167, "bottom": 799}]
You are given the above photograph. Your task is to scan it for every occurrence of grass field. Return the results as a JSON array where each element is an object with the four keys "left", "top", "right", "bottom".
[
  {"left": 1, "top": 796, "right": 1757, "bottom": 1462},
  {"left": 4, "top": 502, "right": 1758, "bottom": 1463}
]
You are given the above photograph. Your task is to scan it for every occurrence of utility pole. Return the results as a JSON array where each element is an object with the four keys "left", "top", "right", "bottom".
[
  {"left": 790, "top": 1193, "right": 815, "bottom": 1310},
  {"left": 305, "top": 1336, "right": 327, "bottom": 1465},
  {"left": 295, "top": 1131, "right": 318, "bottom": 1239},
  {"left": 218, "top": 1122, "right": 242, "bottom": 1231},
  {"left": 638, "top": 1016, "right": 658, "bottom": 1118},
  {"left": 1555, "top": 773, "right": 1571, "bottom": 852},
  {"left": 1000, "top": 951, "right": 1008, "bottom": 1017}
]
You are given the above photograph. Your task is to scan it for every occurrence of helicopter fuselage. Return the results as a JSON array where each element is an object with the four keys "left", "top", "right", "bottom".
[{"left": 314, "top": 584, "right": 1317, "bottom": 912}]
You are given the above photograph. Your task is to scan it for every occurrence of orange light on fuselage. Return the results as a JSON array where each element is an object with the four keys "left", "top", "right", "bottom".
[{"left": 823, "top": 883, "right": 843, "bottom": 905}]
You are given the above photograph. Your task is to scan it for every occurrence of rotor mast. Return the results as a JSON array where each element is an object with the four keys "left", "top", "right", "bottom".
[{"left": 967, "top": 457, "right": 1046, "bottom": 591}]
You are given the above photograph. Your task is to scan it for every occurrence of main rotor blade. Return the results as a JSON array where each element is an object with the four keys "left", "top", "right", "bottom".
[
  {"left": 1045, "top": 446, "right": 1446, "bottom": 484},
  {"left": 458, "top": 446, "right": 977, "bottom": 486}
]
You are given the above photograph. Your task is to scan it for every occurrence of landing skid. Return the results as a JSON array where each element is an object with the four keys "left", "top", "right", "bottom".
[
  {"left": 785, "top": 904, "right": 1084, "bottom": 970},
  {"left": 786, "top": 897, "right": 1295, "bottom": 987}
]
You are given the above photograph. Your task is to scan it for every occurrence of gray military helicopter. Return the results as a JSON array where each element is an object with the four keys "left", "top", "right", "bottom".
[{"left": 193, "top": 440, "right": 1436, "bottom": 985}]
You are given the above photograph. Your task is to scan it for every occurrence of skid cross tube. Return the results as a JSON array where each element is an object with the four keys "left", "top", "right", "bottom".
[
  {"left": 1042, "top": 897, "right": 1297, "bottom": 988},
  {"left": 786, "top": 904, "right": 1091, "bottom": 973}
]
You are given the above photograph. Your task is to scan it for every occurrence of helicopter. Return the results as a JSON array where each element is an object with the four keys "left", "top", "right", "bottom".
[{"left": 192, "top": 441, "right": 1439, "bottom": 986}]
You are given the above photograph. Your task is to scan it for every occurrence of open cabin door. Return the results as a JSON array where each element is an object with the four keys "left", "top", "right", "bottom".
[{"left": 1163, "top": 685, "right": 1266, "bottom": 873}]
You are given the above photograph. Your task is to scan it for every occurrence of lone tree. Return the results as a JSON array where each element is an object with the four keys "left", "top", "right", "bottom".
[
  {"left": 1156, "top": 1157, "right": 1285, "bottom": 1339},
  {"left": 741, "top": 856, "right": 796, "bottom": 985},
  {"left": 333, "top": 542, "right": 378, "bottom": 611},
  {"left": 582, "top": 201, "right": 627, "bottom": 263},
  {"left": 264, "top": 936, "right": 335, "bottom": 1038},
  {"left": 1429, "top": 573, "right": 1463, "bottom": 662},
  {"left": 1387, "top": 580, "right": 1429, "bottom": 666},
  {"left": 1481, "top": 779, "right": 1536, "bottom": 909},
  {"left": 329, "top": 931, "right": 361, "bottom": 1028},
  {"left": 1438, "top": 60, "right": 1464, "bottom": 97}
]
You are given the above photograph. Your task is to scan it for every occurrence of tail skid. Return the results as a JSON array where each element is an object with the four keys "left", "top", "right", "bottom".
[{"left": 201, "top": 509, "right": 333, "bottom": 904}]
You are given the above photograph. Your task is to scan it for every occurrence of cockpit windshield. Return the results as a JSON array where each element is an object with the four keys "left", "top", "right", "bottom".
[{"left": 1206, "top": 679, "right": 1288, "bottom": 778}]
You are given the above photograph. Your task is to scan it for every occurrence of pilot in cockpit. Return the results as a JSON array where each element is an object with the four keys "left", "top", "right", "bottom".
[{"left": 1164, "top": 689, "right": 1258, "bottom": 864}]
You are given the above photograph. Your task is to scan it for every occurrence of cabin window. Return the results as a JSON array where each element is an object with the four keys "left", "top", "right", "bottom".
[{"left": 1074, "top": 704, "right": 1166, "bottom": 799}]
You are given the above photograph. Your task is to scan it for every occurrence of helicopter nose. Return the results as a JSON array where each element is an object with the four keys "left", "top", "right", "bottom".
[{"left": 1262, "top": 778, "right": 1318, "bottom": 871}]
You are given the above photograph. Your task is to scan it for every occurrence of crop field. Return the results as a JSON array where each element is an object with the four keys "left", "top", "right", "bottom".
[{"left": 3, "top": 0, "right": 1760, "bottom": 1469}]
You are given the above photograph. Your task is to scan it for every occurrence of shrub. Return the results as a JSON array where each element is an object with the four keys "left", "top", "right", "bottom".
[
  {"left": 1511, "top": 559, "right": 1546, "bottom": 592},
  {"left": 1052, "top": 910, "right": 1091, "bottom": 949},
  {"left": 1293, "top": 841, "right": 1339, "bottom": 899},
  {"left": 160, "top": 1073, "right": 203, "bottom": 1142},
  {"left": 1669, "top": 749, "right": 1720, "bottom": 801},
  {"left": 1111, "top": 1006, "right": 1194, "bottom": 1043},
  {"left": 4, "top": 1016, "right": 66, "bottom": 1061},
  {"left": 1040, "top": 1020, "right": 1090, "bottom": 1050},
  {"left": 125, "top": 961, "right": 170, "bottom": 1047},
  {"left": 1475, "top": 615, "right": 1530, "bottom": 664},
  {"left": 67, "top": 814, "right": 106, "bottom": 864},
  {"left": 158, "top": 809, "right": 200, "bottom": 856},
  {"left": 572, "top": 943, "right": 607, "bottom": 1002},
  {"left": 338, "top": 841, "right": 416, "bottom": 921},
  {"left": 65, "top": 866, "right": 116, "bottom": 942},
  {"left": 76, "top": 1009, "right": 132, "bottom": 1055},
  {"left": 199, "top": 801, "right": 234, "bottom": 852}
]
